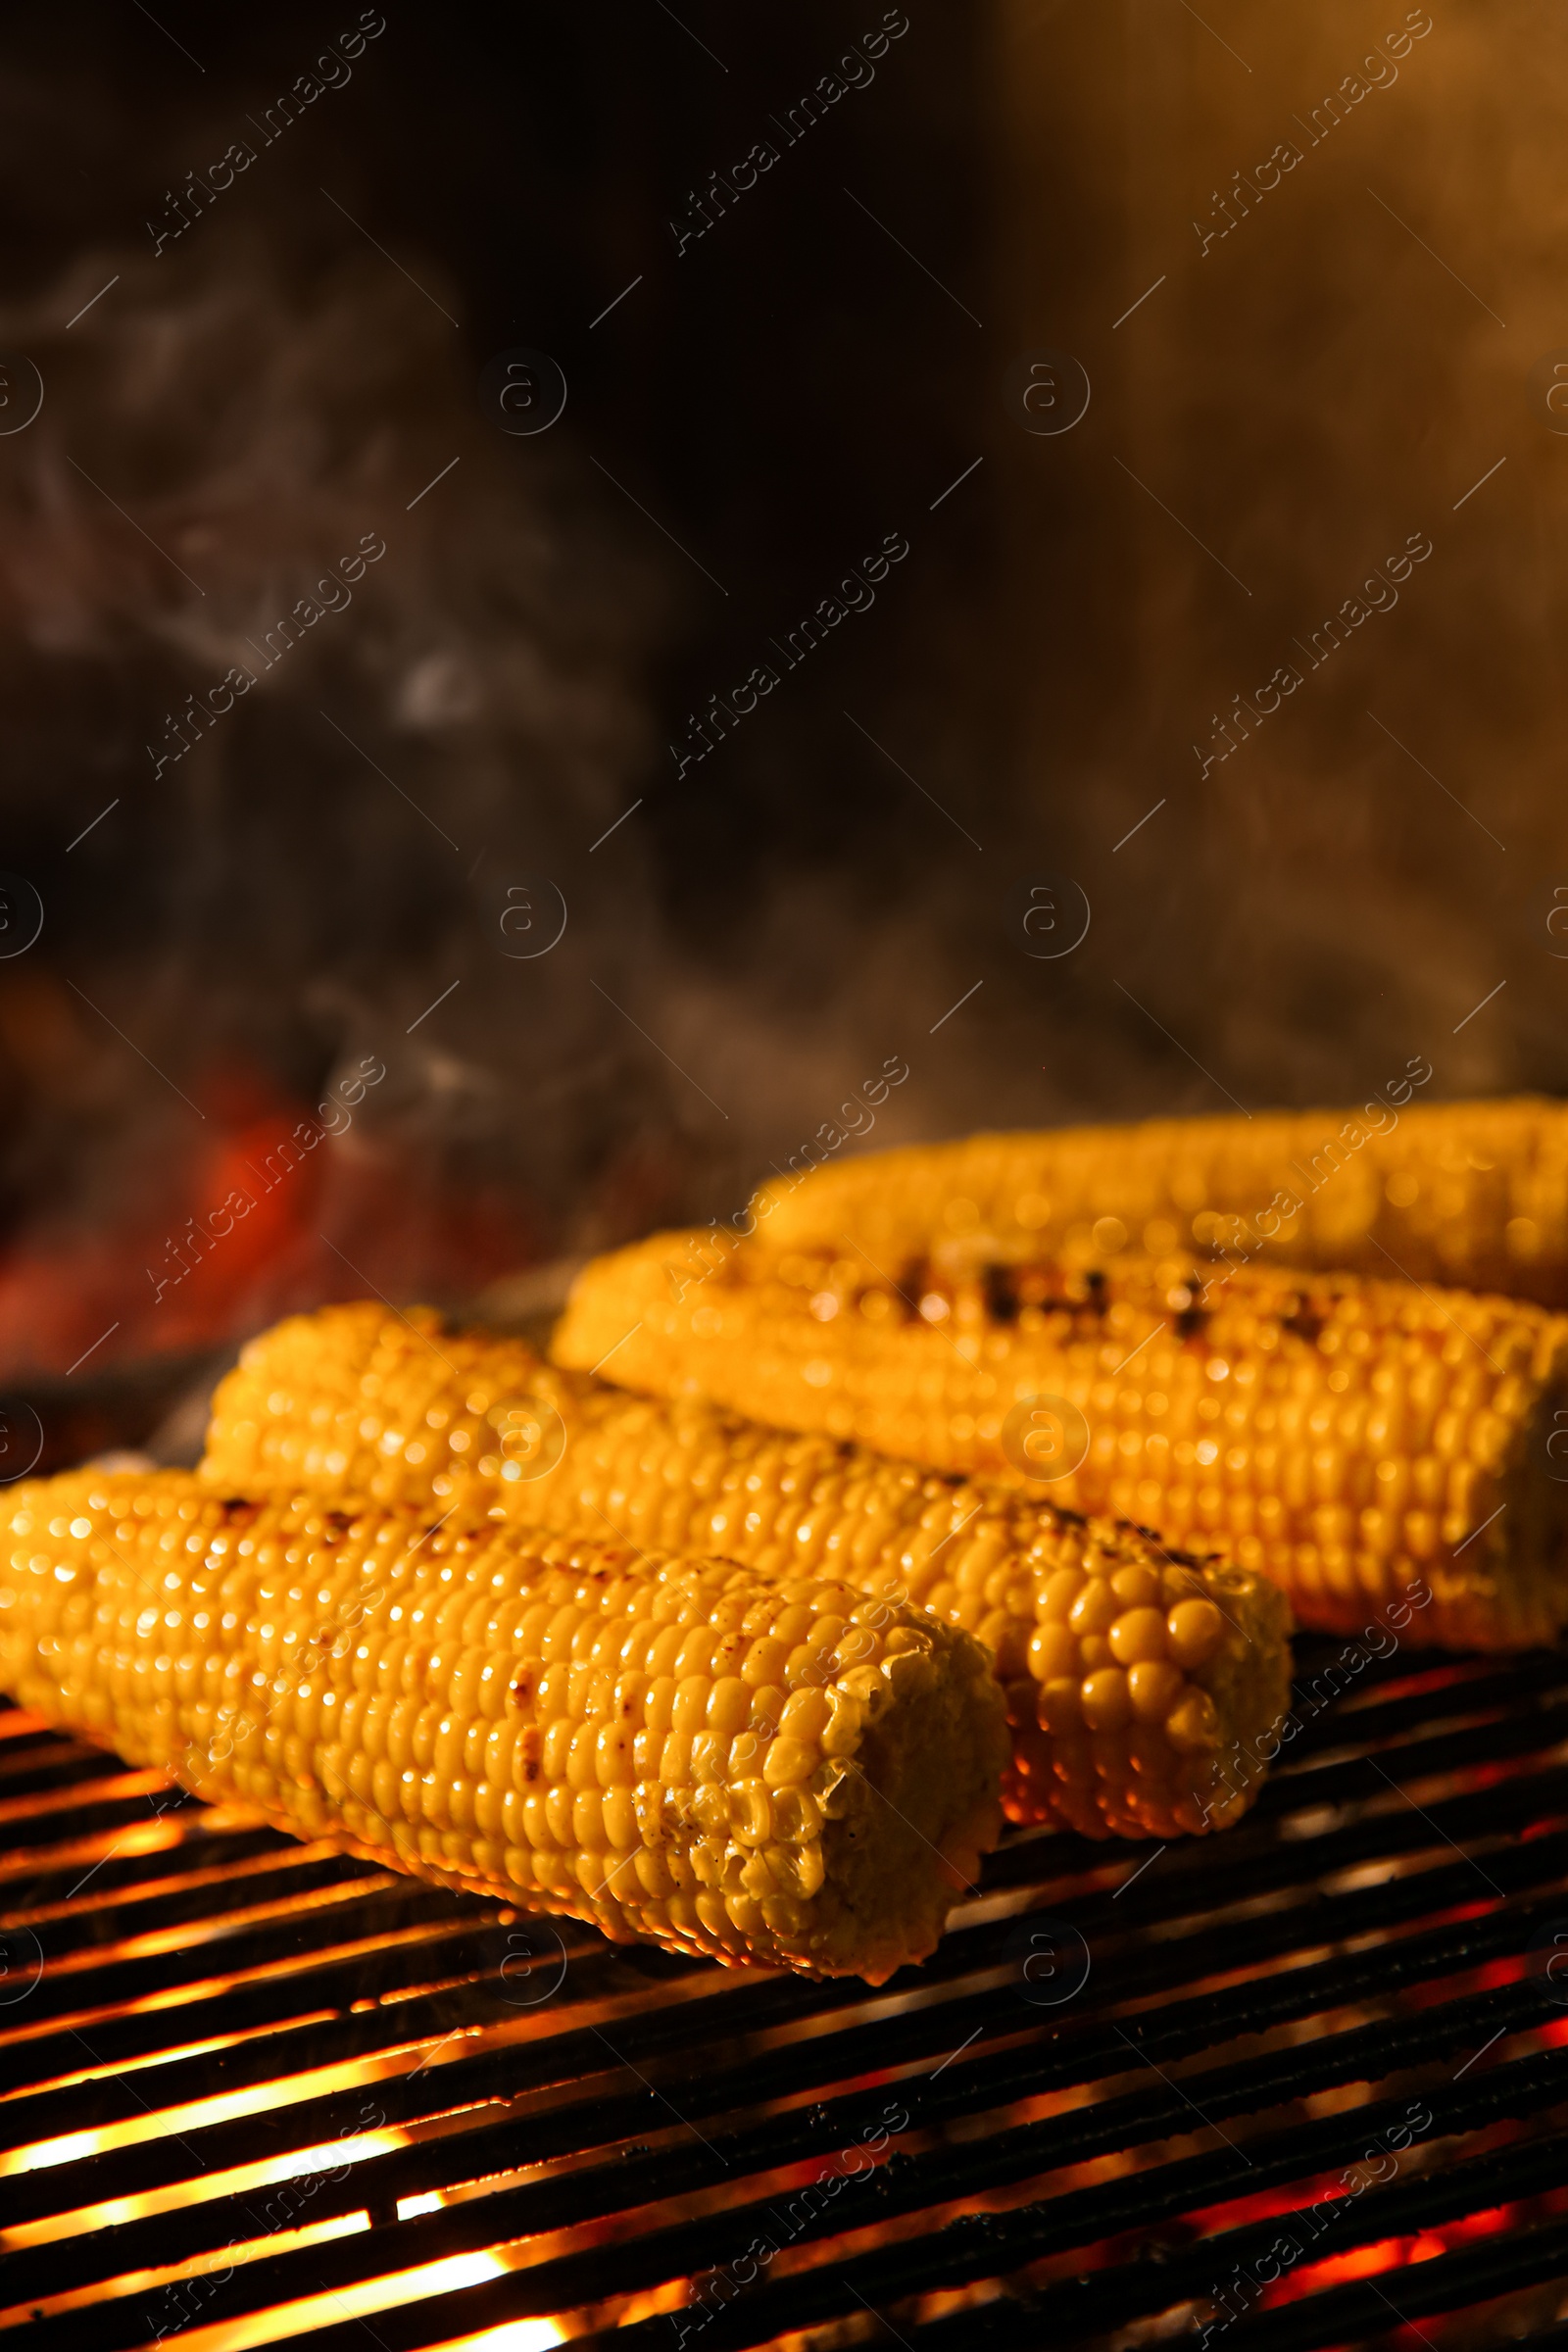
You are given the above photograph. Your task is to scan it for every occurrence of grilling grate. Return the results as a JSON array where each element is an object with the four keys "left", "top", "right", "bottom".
[{"left": 3, "top": 1636, "right": 1568, "bottom": 2352}]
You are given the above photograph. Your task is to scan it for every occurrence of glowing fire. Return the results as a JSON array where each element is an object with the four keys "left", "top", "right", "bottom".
[
  {"left": 0, "top": 1061, "right": 535, "bottom": 1379},
  {"left": 0, "top": 2109, "right": 567, "bottom": 2349},
  {"left": 159, "top": 2248, "right": 567, "bottom": 2352},
  {"left": 435, "top": 2302, "right": 568, "bottom": 2352}
]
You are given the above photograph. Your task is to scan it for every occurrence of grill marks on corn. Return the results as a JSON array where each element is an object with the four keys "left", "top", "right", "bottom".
[
  {"left": 554, "top": 1237, "right": 1568, "bottom": 1654},
  {"left": 0, "top": 1469, "right": 1010, "bottom": 1983},
  {"left": 1280, "top": 1297, "right": 1327, "bottom": 1347},
  {"left": 202, "top": 1303, "right": 1295, "bottom": 1843},
  {"left": 982, "top": 1264, "right": 1021, "bottom": 1324},
  {"left": 742, "top": 1099, "right": 1568, "bottom": 1304}
]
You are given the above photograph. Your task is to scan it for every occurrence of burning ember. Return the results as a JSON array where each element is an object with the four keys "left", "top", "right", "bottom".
[{"left": 0, "top": 1031, "right": 539, "bottom": 1382}]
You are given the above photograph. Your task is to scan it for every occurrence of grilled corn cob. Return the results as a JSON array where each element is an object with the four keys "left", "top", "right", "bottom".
[
  {"left": 744, "top": 1093, "right": 1568, "bottom": 1307},
  {"left": 200, "top": 1303, "right": 1293, "bottom": 1840},
  {"left": 0, "top": 1468, "right": 1012, "bottom": 1982},
  {"left": 553, "top": 1233, "right": 1568, "bottom": 1652}
]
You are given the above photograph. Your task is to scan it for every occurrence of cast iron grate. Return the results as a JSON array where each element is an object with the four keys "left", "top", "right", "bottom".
[{"left": 2, "top": 1636, "right": 1567, "bottom": 2352}]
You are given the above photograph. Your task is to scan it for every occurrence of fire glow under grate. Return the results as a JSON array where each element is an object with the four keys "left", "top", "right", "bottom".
[{"left": 2, "top": 1635, "right": 1568, "bottom": 2352}]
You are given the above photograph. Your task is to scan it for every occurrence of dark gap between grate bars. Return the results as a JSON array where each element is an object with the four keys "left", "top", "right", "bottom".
[{"left": 0, "top": 1637, "right": 1564, "bottom": 2352}]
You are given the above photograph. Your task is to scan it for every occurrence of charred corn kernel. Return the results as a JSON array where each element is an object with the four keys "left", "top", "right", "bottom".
[
  {"left": 737, "top": 1096, "right": 1568, "bottom": 1309},
  {"left": 557, "top": 1236, "right": 1568, "bottom": 1653},
  {"left": 0, "top": 1470, "right": 1010, "bottom": 1985},
  {"left": 202, "top": 1304, "right": 1294, "bottom": 1840}
]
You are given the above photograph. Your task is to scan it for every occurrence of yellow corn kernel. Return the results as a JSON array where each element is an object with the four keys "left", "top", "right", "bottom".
[
  {"left": 202, "top": 1303, "right": 1295, "bottom": 1840},
  {"left": 737, "top": 1096, "right": 1568, "bottom": 1311},
  {"left": 0, "top": 1470, "right": 1011, "bottom": 1986},
  {"left": 555, "top": 1238, "right": 1568, "bottom": 1654}
]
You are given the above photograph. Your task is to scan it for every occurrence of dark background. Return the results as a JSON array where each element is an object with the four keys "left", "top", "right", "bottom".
[{"left": 0, "top": 0, "right": 1557, "bottom": 1374}]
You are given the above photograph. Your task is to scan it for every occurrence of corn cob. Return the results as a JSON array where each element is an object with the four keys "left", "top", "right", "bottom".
[
  {"left": 743, "top": 1094, "right": 1568, "bottom": 1308},
  {"left": 553, "top": 1233, "right": 1568, "bottom": 1653},
  {"left": 0, "top": 1467, "right": 1013, "bottom": 1982},
  {"left": 200, "top": 1302, "right": 1294, "bottom": 1841}
]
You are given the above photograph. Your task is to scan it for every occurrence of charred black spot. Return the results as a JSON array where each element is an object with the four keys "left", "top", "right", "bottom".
[
  {"left": 1282, "top": 1301, "right": 1326, "bottom": 1346},
  {"left": 982, "top": 1263, "right": 1021, "bottom": 1323},
  {"left": 1014, "top": 1265, "right": 1079, "bottom": 1317},
  {"left": 1175, "top": 1305, "right": 1210, "bottom": 1342},
  {"left": 896, "top": 1259, "right": 927, "bottom": 1308}
]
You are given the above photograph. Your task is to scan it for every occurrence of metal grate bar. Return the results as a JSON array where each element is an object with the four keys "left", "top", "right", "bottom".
[
  {"left": 14, "top": 1789, "right": 1567, "bottom": 2244},
  {"left": 483, "top": 2034, "right": 1568, "bottom": 2347},
  {"left": 0, "top": 1825, "right": 345, "bottom": 1914},
  {"left": 3, "top": 1882, "right": 485, "bottom": 2039},
  {"left": 1167, "top": 2210, "right": 1568, "bottom": 2352},
  {"left": 6, "top": 1853, "right": 1560, "bottom": 2238},
  {"left": 7, "top": 1805, "right": 1565, "bottom": 2194},
  {"left": 2, "top": 1643, "right": 1567, "bottom": 2352},
  {"left": 10, "top": 1928, "right": 1561, "bottom": 2325},
  {"left": 0, "top": 1922, "right": 520, "bottom": 2148}
]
